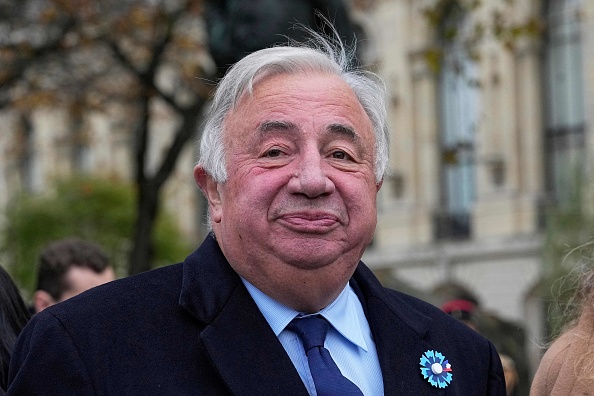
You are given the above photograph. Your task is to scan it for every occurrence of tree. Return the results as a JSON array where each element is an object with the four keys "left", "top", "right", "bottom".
[
  {"left": 420, "top": 0, "right": 543, "bottom": 73},
  {"left": 0, "top": 0, "right": 213, "bottom": 274},
  {"left": 1, "top": 175, "right": 194, "bottom": 297},
  {"left": 539, "top": 173, "right": 594, "bottom": 338}
]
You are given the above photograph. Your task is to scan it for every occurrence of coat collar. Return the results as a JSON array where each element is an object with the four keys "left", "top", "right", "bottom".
[
  {"left": 179, "top": 234, "right": 308, "bottom": 395},
  {"left": 178, "top": 233, "right": 239, "bottom": 322}
]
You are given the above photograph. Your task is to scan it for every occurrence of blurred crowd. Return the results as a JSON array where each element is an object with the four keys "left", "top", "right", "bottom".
[{"left": 0, "top": 238, "right": 114, "bottom": 395}]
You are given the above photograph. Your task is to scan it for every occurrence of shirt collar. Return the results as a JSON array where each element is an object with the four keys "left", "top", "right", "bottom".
[
  {"left": 319, "top": 284, "right": 368, "bottom": 352},
  {"left": 241, "top": 278, "right": 368, "bottom": 352},
  {"left": 241, "top": 279, "right": 296, "bottom": 336}
]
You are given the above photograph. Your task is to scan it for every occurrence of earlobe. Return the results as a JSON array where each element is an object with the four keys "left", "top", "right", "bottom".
[
  {"left": 33, "top": 290, "right": 56, "bottom": 313},
  {"left": 193, "top": 165, "right": 223, "bottom": 223}
]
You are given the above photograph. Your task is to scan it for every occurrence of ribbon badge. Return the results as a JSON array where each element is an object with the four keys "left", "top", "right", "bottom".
[{"left": 420, "top": 350, "right": 453, "bottom": 388}]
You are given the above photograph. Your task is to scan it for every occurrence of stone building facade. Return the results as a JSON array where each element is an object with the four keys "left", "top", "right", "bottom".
[{"left": 355, "top": 0, "right": 594, "bottom": 380}]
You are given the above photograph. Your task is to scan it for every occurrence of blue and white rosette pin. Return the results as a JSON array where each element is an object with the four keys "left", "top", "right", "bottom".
[{"left": 420, "top": 350, "right": 453, "bottom": 388}]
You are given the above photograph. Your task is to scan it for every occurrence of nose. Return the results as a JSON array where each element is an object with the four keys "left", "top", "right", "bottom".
[{"left": 287, "top": 149, "right": 335, "bottom": 197}]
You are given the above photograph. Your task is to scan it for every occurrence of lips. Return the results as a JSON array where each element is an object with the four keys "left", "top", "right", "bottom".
[{"left": 275, "top": 211, "right": 343, "bottom": 233}]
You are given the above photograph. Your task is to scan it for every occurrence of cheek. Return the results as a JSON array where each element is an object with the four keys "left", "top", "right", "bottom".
[
  {"left": 223, "top": 171, "right": 287, "bottom": 213},
  {"left": 350, "top": 188, "right": 378, "bottom": 227},
  {"left": 342, "top": 182, "right": 379, "bottom": 222},
  {"left": 339, "top": 174, "right": 378, "bottom": 204}
]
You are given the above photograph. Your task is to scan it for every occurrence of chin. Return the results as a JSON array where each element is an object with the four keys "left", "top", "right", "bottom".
[{"left": 275, "top": 244, "right": 353, "bottom": 270}]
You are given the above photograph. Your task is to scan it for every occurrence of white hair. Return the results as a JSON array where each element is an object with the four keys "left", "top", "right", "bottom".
[{"left": 198, "top": 31, "right": 389, "bottom": 183}]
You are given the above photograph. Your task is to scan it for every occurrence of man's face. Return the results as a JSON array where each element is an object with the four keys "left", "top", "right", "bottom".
[
  {"left": 34, "top": 266, "right": 115, "bottom": 313},
  {"left": 196, "top": 72, "right": 381, "bottom": 309}
]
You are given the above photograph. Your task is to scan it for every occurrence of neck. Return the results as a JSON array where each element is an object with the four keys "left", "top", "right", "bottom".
[{"left": 238, "top": 259, "right": 356, "bottom": 313}]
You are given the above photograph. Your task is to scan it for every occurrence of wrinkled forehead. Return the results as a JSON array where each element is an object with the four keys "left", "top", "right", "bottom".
[
  {"left": 231, "top": 70, "right": 363, "bottom": 117},
  {"left": 230, "top": 71, "right": 364, "bottom": 119},
  {"left": 222, "top": 72, "right": 376, "bottom": 156}
]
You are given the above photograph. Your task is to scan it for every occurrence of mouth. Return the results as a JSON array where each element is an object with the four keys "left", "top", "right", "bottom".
[{"left": 275, "top": 212, "right": 342, "bottom": 233}]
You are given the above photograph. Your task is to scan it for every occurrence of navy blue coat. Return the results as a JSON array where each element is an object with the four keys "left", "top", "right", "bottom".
[{"left": 8, "top": 235, "right": 505, "bottom": 395}]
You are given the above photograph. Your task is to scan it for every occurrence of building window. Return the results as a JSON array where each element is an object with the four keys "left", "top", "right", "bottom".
[
  {"left": 17, "top": 114, "right": 42, "bottom": 193},
  {"left": 543, "top": 0, "right": 585, "bottom": 207},
  {"left": 434, "top": 5, "right": 478, "bottom": 240},
  {"left": 72, "top": 131, "right": 92, "bottom": 172}
]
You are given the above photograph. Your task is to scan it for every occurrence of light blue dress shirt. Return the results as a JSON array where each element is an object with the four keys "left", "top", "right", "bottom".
[{"left": 242, "top": 279, "right": 384, "bottom": 396}]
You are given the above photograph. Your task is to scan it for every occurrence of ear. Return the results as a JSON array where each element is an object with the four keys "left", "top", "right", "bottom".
[
  {"left": 194, "top": 165, "right": 223, "bottom": 223},
  {"left": 33, "top": 290, "right": 56, "bottom": 313},
  {"left": 376, "top": 179, "right": 383, "bottom": 192}
]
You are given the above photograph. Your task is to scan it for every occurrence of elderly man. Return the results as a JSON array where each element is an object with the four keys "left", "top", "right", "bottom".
[{"left": 7, "top": 32, "right": 506, "bottom": 395}]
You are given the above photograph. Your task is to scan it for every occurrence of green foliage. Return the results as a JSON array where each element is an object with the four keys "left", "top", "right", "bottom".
[
  {"left": 0, "top": 175, "right": 193, "bottom": 297},
  {"left": 152, "top": 206, "right": 195, "bottom": 268},
  {"left": 540, "top": 175, "right": 594, "bottom": 338},
  {"left": 421, "top": 0, "right": 544, "bottom": 73}
]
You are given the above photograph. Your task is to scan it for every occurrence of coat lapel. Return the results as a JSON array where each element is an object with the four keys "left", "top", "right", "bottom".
[
  {"left": 352, "top": 264, "right": 434, "bottom": 394},
  {"left": 200, "top": 284, "right": 308, "bottom": 395},
  {"left": 179, "top": 235, "right": 308, "bottom": 396}
]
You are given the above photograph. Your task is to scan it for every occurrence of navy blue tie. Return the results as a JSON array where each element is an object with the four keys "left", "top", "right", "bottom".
[{"left": 288, "top": 315, "right": 364, "bottom": 396}]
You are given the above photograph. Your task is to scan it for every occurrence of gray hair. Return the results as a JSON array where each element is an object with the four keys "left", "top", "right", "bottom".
[{"left": 198, "top": 31, "right": 389, "bottom": 184}]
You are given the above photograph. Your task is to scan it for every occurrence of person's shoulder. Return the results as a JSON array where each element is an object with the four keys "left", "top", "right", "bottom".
[
  {"left": 47, "top": 263, "right": 184, "bottom": 322},
  {"left": 355, "top": 264, "right": 488, "bottom": 343},
  {"left": 533, "top": 328, "right": 576, "bottom": 377},
  {"left": 80, "top": 261, "right": 182, "bottom": 296},
  {"left": 381, "top": 287, "right": 455, "bottom": 320},
  {"left": 382, "top": 286, "right": 490, "bottom": 344},
  {"left": 530, "top": 327, "right": 583, "bottom": 395},
  {"left": 542, "top": 329, "right": 575, "bottom": 360}
]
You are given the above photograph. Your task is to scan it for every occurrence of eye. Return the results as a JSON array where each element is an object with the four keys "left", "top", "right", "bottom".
[
  {"left": 331, "top": 150, "right": 349, "bottom": 160},
  {"left": 264, "top": 148, "right": 284, "bottom": 158}
]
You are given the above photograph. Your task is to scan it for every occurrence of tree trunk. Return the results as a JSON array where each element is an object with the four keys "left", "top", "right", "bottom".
[
  {"left": 126, "top": 99, "right": 206, "bottom": 275},
  {"left": 128, "top": 181, "right": 159, "bottom": 275}
]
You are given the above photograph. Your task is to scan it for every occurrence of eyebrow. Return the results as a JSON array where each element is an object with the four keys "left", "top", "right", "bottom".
[
  {"left": 327, "top": 123, "right": 360, "bottom": 142},
  {"left": 259, "top": 120, "right": 297, "bottom": 133},
  {"left": 258, "top": 120, "right": 360, "bottom": 142}
]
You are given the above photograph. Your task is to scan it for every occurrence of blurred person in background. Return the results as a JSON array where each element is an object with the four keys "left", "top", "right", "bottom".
[
  {"left": 32, "top": 238, "right": 115, "bottom": 313},
  {"left": 437, "top": 283, "right": 523, "bottom": 396},
  {"left": 0, "top": 267, "right": 30, "bottom": 395},
  {"left": 531, "top": 245, "right": 594, "bottom": 395},
  {"left": 441, "top": 295, "right": 480, "bottom": 332}
]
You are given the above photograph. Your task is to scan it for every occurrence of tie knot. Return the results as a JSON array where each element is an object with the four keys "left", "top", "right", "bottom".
[{"left": 288, "top": 315, "right": 329, "bottom": 352}]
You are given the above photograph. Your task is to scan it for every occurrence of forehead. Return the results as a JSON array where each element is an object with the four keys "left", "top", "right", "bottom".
[
  {"left": 225, "top": 72, "right": 373, "bottom": 140},
  {"left": 64, "top": 266, "right": 114, "bottom": 291}
]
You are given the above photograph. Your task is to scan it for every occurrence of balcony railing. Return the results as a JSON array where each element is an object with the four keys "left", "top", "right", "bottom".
[{"left": 433, "top": 212, "right": 471, "bottom": 240}]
